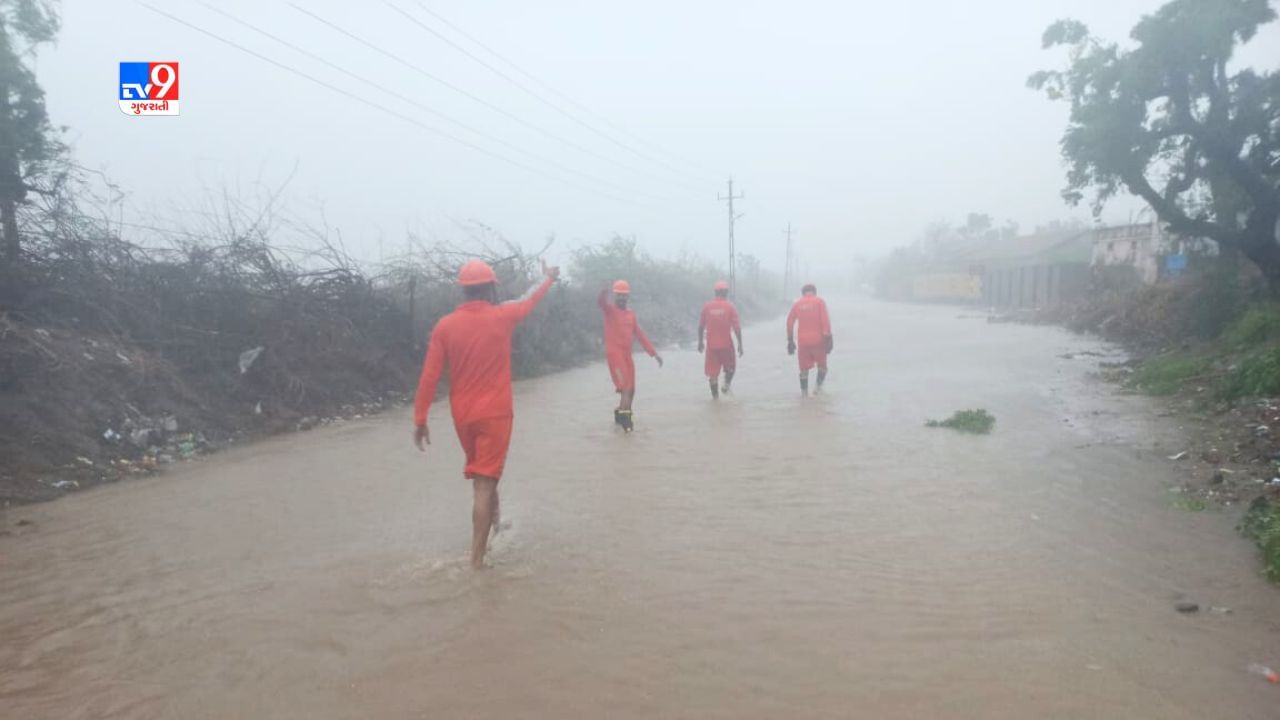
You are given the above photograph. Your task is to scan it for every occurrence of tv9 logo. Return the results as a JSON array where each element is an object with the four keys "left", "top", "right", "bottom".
[{"left": 119, "top": 62, "right": 180, "bottom": 116}]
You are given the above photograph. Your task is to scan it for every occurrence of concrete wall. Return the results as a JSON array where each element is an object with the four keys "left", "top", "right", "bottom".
[{"left": 982, "top": 263, "right": 1089, "bottom": 308}]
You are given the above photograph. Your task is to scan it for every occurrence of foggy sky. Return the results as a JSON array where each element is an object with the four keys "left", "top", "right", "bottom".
[{"left": 36, "top": 0, "right": 1280, "bottom": 272}]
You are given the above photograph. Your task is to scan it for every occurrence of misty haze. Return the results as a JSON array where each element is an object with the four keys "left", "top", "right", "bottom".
[{"left": 2, "top": 0, "right": 1280, "bottom": 718}]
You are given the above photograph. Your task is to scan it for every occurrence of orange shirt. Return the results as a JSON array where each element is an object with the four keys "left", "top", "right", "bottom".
[
  {"left": 786, "top": 294, "right": 831, "bottom": 346},
  {"left": 414, "top": 276, "right": 554, "bottom": 427},
  {"left": 598, "top": 290, "right": 657, "bottom": 357},
  {"left": 699, "top": 298, "right": 740, "bottom": 350}
]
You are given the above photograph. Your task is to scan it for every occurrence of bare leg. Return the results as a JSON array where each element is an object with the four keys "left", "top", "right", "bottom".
[
  {"left": 709, "top": 376, "right": 719, "bottom": 399},
  {"left": 491, "top": 488, "right": 501, "bottom": 535},
  {"left": 722, "top": 369, "right": 734, "bottom": 393},
  {"left": 816, "top": 367, "right": 827, "bottom": 393},
  {"left": 799, "top": 370, "right": 810, "bottom": 397},
  {"left": 621, "top": 388, "right": 635, "bottom": 411},
  {"left": 471, "top": 476, "right": 499, "bottom": 569}
]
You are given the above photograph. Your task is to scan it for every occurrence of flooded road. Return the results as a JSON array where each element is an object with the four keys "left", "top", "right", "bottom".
[{"left": 3, "top": 299, "right": 1279, "bottom": 719}]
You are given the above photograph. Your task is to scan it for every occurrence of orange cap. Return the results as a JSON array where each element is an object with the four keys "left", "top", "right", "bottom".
[
  {"left": 458, "top": 260, "right": 498, "bottom": 286},
  {"left": 714, "top": 280, "right": 730, "bottom": 291},
  {"left": 612, "top": 279, "right": 631, "bottom": 294}
]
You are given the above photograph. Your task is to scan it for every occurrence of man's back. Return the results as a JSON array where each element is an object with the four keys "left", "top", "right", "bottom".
[
  {"left": 788, "top": 295, "right": 830, "bottom": 346},
  {"left": 701, "top": 298, "right": 740, "bottom": 349},
  {"left": 433, "top": 302, "right": 519, "bottom": 424},
  {"left": 414, "top": 275, "right": 554, "bottom": 428}
]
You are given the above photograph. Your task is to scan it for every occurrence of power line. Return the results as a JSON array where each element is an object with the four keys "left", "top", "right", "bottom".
[
  {"left": 138, "top": 3, "right": 637, "bottom": 206},
  {"left": 289, "top": 3, "right": 695, "bottom": 196},
  {"left": 410, "top": 1, "right": 720, "bottom": 183},
  {"left": 389, "top": 1, "right": 709, "bottom": 191},
  {"left": 191, "top": 1, "right": 673, "bottom": 204}
]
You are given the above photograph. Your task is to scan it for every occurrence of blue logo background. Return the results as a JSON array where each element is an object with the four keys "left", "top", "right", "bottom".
[{"left": 119, "top": 62, "right": 150, "bottom": 100}]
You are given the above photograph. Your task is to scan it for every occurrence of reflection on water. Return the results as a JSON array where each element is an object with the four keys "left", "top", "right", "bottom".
[{"left": 2, "top": 300, "right": 1279, "bottom": 719}]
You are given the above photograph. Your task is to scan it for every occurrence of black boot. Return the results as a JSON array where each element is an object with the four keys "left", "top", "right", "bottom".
[{"left": 710, "top": 379, "right": 720, "bottom": 399}]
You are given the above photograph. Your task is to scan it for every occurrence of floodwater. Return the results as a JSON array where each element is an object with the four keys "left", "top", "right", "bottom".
[{"left": 2, "top": 299, "right": 1279, "bottom": 719}]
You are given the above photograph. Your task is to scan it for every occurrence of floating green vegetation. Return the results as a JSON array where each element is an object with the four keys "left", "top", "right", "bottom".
[{"left": 925, "top": 408, "right": 995, "bottom": 435}]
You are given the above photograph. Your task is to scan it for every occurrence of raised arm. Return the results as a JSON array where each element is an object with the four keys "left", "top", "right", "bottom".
[
  {"left": 414, "top": 325, "right": 448, "bottom": 428},
  {"left": 499, "top": 273, "right": 556, "bottom": 325},
  {"left": 598, "top": 287, "right": 611, "bottom": 313}
]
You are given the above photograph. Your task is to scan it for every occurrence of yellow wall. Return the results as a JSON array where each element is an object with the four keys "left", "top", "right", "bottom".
[{"left": 911, "top": 273, "right": 982, "bottom": 301}]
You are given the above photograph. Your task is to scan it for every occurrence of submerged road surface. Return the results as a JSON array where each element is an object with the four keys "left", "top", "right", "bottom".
[{"left": 3, "top": 300, "right": 1279, "bottom": 719}]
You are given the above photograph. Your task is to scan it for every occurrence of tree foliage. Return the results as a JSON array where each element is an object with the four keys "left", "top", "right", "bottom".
[
  {"left": 0, "top": 0, "right": 61, "bottom": 273},
  {"left": 1030, "top": 0, "right": 1280, "bottom": 285}
]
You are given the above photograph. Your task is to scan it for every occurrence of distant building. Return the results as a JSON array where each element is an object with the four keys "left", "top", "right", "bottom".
[{"left": 1091, "top": 219, "right": 1218, "bottom": 286}]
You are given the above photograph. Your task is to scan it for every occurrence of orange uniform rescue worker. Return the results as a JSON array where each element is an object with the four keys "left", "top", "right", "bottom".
[
  {"left": 599, "top": 280, "right": 663, "bottom": 431},
  {"left": 414, "top": 259, "right": 560, "bottom": 569},
  {"left": 698, "top": 280, "right": 743, "bottom": 399},
  {"left": 786, "top": 283, "right": 833, "bottom": 396}
]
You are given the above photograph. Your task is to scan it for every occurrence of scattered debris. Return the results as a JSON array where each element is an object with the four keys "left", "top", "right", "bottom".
[
  {"left": 1247, "top": 663, "right": 1279, "bottom": 683},
  {"left": 1168, "top": 451, "right": 1189, "bottom": 461},
  {"left": 50, "top": 480, "right": 79, "bottom": 491},
  {"left": 1174, "top": 600, "right": 1200, "bottom": 613},
  {"left": 1210, "top": 606, "right": 1233, "bottom": 615},
  {"left": 75, "top": 457, "right": 94, "bottom": 467},
  {"left": 238, "top": 346, "right": 264, "bottom": 374}
]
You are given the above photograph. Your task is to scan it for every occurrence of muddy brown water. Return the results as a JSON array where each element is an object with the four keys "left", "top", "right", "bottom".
[{"left": 3, "top": 300, "right": 1279, "bottom": 719}]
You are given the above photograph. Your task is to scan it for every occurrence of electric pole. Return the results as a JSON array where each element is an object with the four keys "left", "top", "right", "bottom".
[{"left": 718, "top": 178, "right": 744, "bottom": 297}]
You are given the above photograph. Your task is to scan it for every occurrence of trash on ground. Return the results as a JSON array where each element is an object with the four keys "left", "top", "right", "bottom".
[
  {"left": 1168, "top": 451, "right": 1189, "bottom": 461},
  {"left": 238, "top": 346, "right": 264, "bottom": 374},
  {"left": 1174, "top": 600, "right": 1200, "bottom": 613},
  {"left": 1247, "top": 663, "right": 1279, "bottom": 683},
  {"left": 50, "top": 480, "right": 79, "bottom": 490}
]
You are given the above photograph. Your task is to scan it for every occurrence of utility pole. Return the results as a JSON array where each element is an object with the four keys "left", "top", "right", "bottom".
[
  {"left": 784, "top": 222, "right": 795, "bottom": 297},
  {"left": 718, "top": 178, "right": 744, "bottom": 297}
]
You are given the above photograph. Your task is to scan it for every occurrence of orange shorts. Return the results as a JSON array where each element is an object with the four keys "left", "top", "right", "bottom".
[
  {"left": 798, "top": 343, "right": 828, "bottom": 372},
  {"left": 704, "top": 347, "right": 736, "bottom": 377},
  {"left": 607, "top": 350, "right": 636, "bottom": 392},
  {"left": 454, "top": 416, "right": 514, "bottom": 480}
]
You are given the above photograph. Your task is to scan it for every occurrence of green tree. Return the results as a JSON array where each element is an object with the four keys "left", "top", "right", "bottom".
[
  {"left": 0, "top": 0, "right": 60, "bottom": 272},
  {"left": 1030, "top": 0, "right": 1280, "bottom": 287}
]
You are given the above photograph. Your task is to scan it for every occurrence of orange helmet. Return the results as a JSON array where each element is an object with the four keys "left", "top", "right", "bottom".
[
  {"left": 458, "top": 260, "right": 497, "bottom": 286},
  {"left": 612, "top": 279, "right": 631, "bottom": 294},
  {"left": 714, "top": 280, "right": 730, "bottom": 291}
]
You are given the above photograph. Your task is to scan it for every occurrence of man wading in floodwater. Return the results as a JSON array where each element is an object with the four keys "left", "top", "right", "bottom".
[
  {"left": 599, "top": 280, "right": 663, "bottom": 431},
  {"left": 698, "top": 280, "right": 743, "bottom": 399},
  {"left": 786, "top": 283, "right": 833, "bottom": 396},
  {"left": 414, "top": 259, "right": 560, "bottom": 569}
]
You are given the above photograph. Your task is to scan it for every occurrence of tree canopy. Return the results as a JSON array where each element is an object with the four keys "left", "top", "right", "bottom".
[
  {"left": 0, "top": 0, "right": 61, "bottom": 272},
  {"left": 1030, "top": 0, "right": 1280, "bottom": 285}
]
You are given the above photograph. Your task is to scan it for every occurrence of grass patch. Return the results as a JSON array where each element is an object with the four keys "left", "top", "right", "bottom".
[
  {"left": 1224, "top": 303, "right": 1280, "bottom": 349},
  {"left": 925, "top": 408, "right": 995, "bottom": 434},
  {"left": 1239, "top": 496, "right": 1280, "bottom": 582},
  {"left": 1170, "top": 496, "right": 1208, "bottom": 512},
  {"left": 1129, "top": 352, "right": 1212, "bottom": 396},
  {"left": 1219, "top": 348, "right": 1280, "bottom": 401}
]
